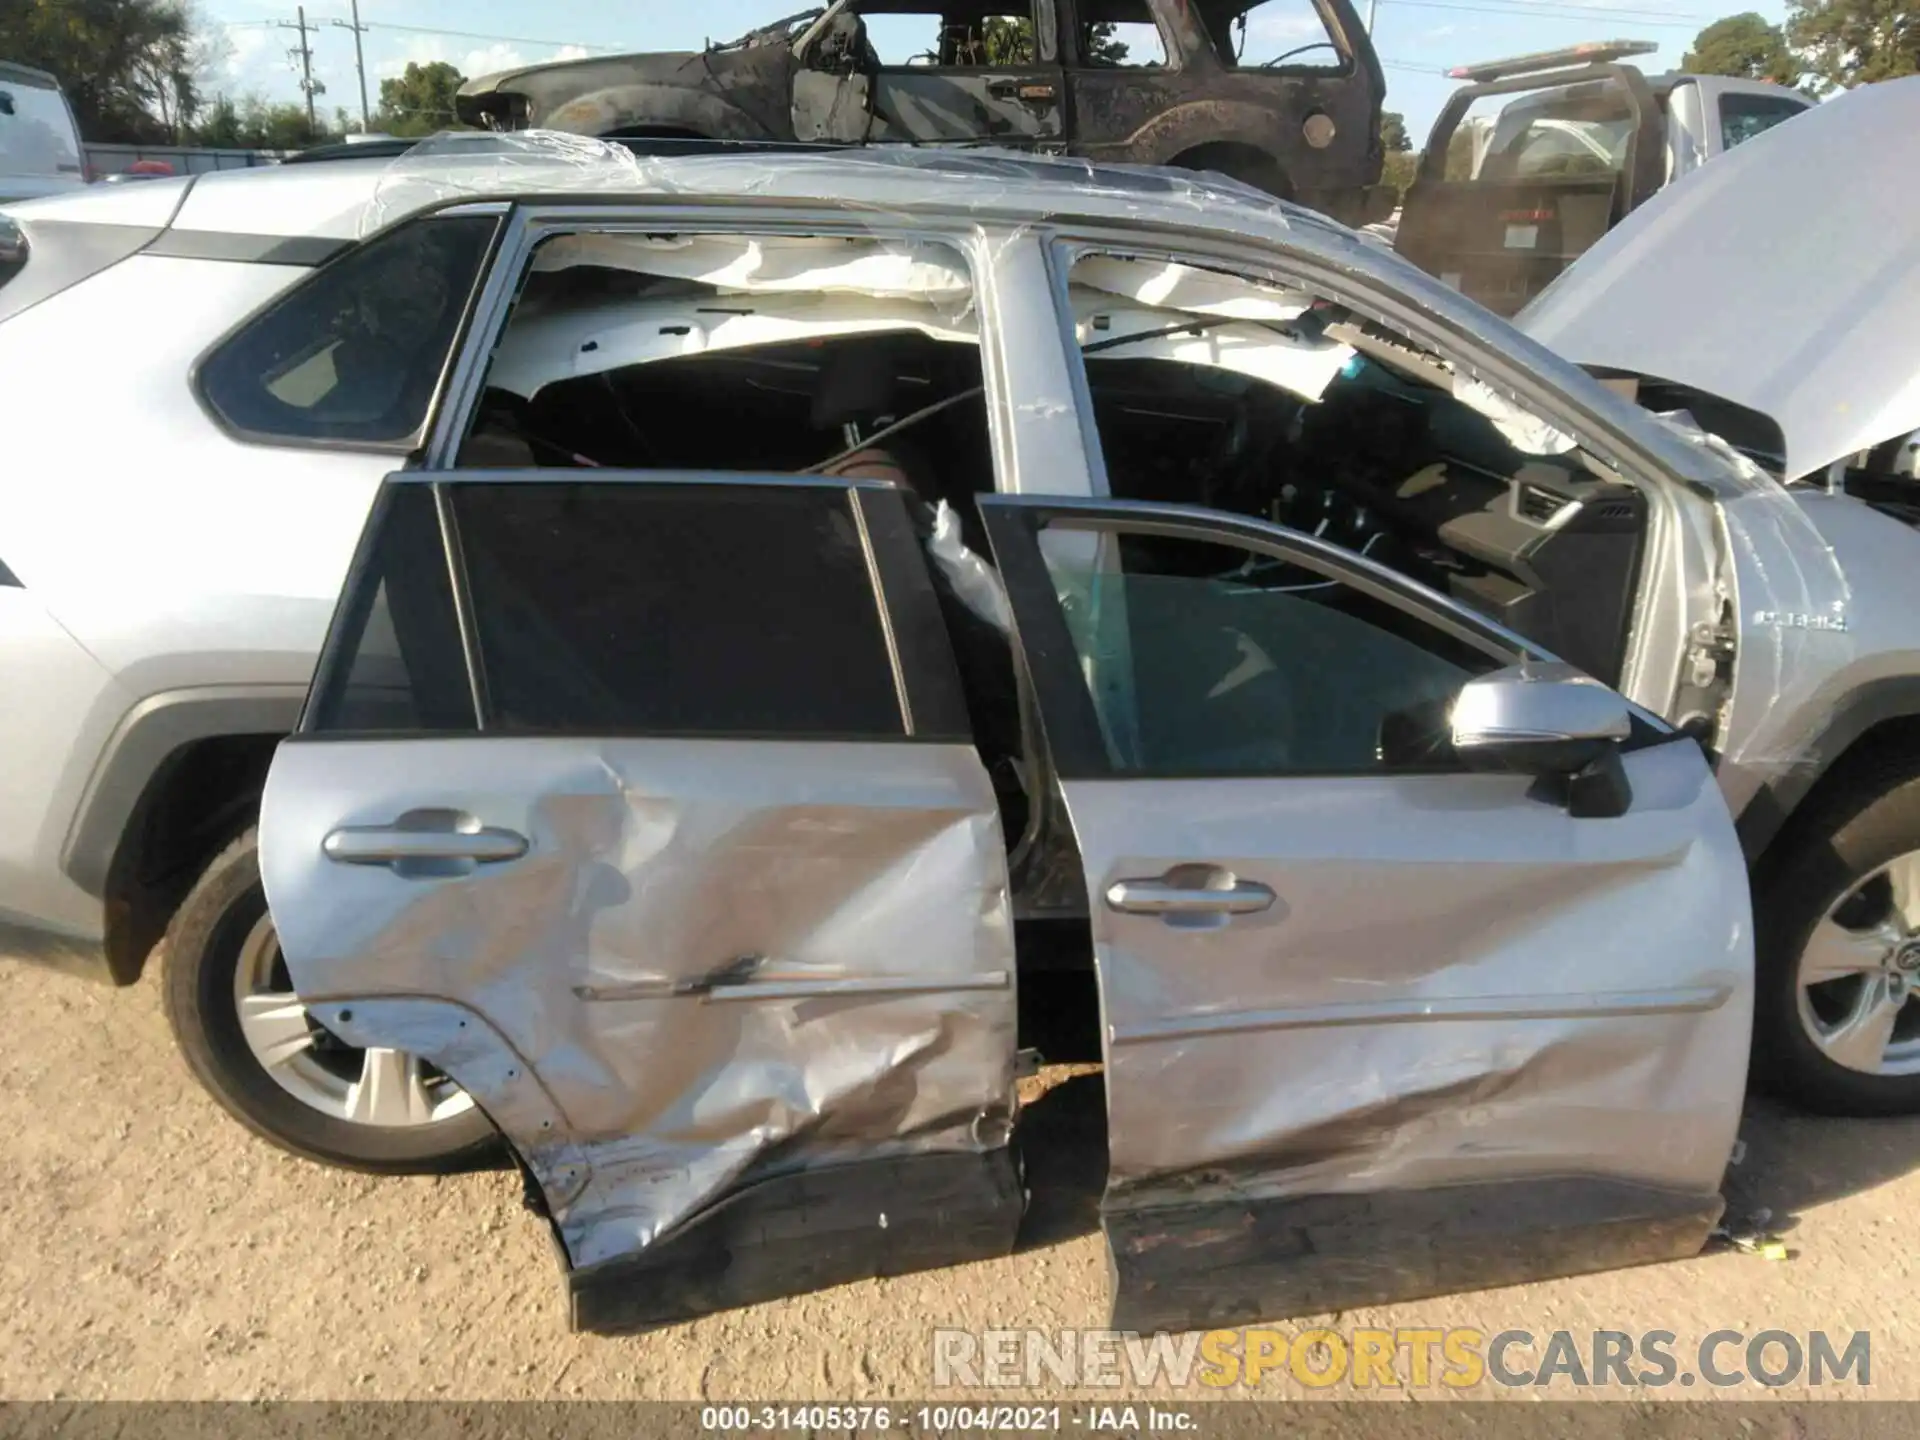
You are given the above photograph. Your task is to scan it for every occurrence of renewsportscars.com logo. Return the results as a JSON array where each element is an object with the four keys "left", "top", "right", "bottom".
[{"left": 932, "top": 1327, "right": 1873, "bottom": 1391}]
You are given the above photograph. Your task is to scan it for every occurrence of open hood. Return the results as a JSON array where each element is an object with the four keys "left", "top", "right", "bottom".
[{"left": 1516, "top": 76, "right": 1920, "bottom": 481}]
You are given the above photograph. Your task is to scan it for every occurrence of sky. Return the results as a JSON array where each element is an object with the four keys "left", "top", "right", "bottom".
[{"left": 201, "top": 0, "right": 1794, "bottom": 141}]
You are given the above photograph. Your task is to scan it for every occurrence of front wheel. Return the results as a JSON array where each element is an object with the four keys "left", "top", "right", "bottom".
[
  {"left": 161, "top": 829, "right": 499, "bottom": 1172},
  {"left": 1754, "top": 765, "right": 1920, "bottom": 1115}
]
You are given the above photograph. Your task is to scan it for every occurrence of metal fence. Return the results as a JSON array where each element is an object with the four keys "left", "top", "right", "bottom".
[{"left": 83, "top": 143, "right": 290, "bottom": 177}]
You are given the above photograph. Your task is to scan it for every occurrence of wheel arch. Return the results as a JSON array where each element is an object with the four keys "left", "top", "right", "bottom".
[
  {"left": 1737, "top": 676, "right": 1920, "bottom": 872},
  {"left": 1165, "top": 139, "right": 1294, "bottom": 197},
  {"left": 63, "top": 687, "right": 303, "bottom": 985}
]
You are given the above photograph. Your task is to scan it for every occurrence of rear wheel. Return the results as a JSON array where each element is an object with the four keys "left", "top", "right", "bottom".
[
  {"left": 161, "top": 829, "right": 499, "bottom": 1172},
  {"left": 1754, "top": 766, "right": 1920, "bottom": 1115}
]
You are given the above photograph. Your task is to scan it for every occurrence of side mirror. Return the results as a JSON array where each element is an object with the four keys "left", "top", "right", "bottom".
[
  {"left": 1451, "top": 663, "right": 1631, "bottom": 776},
  {"left": 1453, "top": 663, "right": 1640, "bottom": 817}
]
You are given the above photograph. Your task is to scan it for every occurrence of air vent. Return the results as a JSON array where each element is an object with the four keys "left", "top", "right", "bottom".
[
  {"left": 1516, "top": 484, "right": 1570, "bottom": 524},
  {"left": 1592, "top": 500, "right": 1638, "bottom": 522}
]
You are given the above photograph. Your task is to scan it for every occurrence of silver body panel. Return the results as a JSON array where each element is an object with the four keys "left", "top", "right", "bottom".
[
  {"left": 1716, "top": 486, "right": 1920, "bottom": 810},
  {"left": 1061, "top": 742, "right": 1752, "bottom": 1209},
  {"left": 260, "top": 736, "right": 1017, "bottom": 1269}
]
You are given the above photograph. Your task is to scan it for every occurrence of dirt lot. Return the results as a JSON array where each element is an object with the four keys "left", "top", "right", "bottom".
[{"left": 3, "top": 953, "right": 1918, "bottom": 1403}]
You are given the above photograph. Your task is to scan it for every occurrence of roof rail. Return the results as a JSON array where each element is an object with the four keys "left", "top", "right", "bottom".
[
  {"left": 279, "top": 134, "right": 847, "bottom": 166},
  {"left": 1447, "top": 39, "right": 1657, "bottom": 83}
]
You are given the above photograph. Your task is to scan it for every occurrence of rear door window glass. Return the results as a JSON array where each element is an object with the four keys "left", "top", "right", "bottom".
[
  {"left": 198, "top": 214, "right": 498, "bottom": 448},
  {"left": 304, "top": 484, "right": 475, "bottom": 735},
  {"left": 452, "top": 482, "right": 908, "bottom": 738}
]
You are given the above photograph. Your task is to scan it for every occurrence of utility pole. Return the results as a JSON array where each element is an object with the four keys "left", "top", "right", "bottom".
[
  {"left": 1366, "top": 0, "right": 1378, "bottom": 32},
  {"left": 332, "top": 0, "right": 372, "bottom": 131},
  {"left": 277, "top": 5, "right": 321, "bottom": 138}
]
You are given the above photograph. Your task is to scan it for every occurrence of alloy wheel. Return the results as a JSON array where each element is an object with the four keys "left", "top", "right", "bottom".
[
  {"left": 230, "top": 913, "right": 475, "bottom": 1126},
  {"left": 1796, "top": 849, "right": 1920, "bottom": 1076}
]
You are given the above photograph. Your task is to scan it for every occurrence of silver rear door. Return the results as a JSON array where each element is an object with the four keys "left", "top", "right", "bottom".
[
  {"left": 980, "top": 494, "right": 1754, "bottom": 1331},
  {"left": 261, "top": 473, "right": 1022, "bottom": 1333}
]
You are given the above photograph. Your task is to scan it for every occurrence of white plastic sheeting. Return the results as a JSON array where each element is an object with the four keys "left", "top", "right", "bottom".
[
  {"left": 531, "top": 231, "right": 976, "bottom": 305},
  {"left": 486, "top": 230, "right": 980, "bottom": 400},
  {"left": 1071, "top": 253, "right": 1581, "bottom": 453}
]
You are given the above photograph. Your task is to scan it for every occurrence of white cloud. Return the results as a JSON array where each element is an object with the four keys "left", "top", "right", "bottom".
[
  {"left": 1245, "top": 2, "right": 1332, "bottom": 45},
  {"left": 372, "top": 34, "right": 590, "bottom": 81},
  {"left": 223, "top": 25, "right": 268, "bottom": 78}
]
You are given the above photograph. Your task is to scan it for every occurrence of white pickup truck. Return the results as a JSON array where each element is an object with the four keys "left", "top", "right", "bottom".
[{"left": 1393, "top": 41, "right": 1813, "bottom": 316}]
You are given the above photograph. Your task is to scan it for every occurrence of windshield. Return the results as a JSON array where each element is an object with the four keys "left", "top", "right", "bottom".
[
  {"left": 0, "top": 74, "right": 82, "bottom": 180},
  {"left": 1480, "top": 94, "right": 1634, "bottom": 180}
]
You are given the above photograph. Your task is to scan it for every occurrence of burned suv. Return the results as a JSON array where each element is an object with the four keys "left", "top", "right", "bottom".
[{"left": 455, "top": 0, "right": 1392, "bottom": 224}]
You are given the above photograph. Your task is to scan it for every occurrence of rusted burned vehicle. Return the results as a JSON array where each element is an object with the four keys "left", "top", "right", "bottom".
[{"left": 454, "top": 0, "right": 1393, "bottom": 224}]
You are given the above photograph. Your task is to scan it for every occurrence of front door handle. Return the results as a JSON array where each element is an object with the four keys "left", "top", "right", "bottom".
[
  {"left": 1105, "top": 874, "right": 1277, "bottom": 916},
  {"left": 323, "top": 809, "right": 528, "bottom": 874}
]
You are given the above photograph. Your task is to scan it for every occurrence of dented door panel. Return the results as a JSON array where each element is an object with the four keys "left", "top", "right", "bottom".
[
  {"left": 1079, "top": 745, "right": 1750, "bottom": 1205},
  {"left": 263, "top": 736, "right": 1022, "bottom": 1326}
]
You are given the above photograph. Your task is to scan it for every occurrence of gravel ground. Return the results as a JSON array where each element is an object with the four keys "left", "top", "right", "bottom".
[{"left": 3, "top": 954, "right": 1917, "bottom": 1403}]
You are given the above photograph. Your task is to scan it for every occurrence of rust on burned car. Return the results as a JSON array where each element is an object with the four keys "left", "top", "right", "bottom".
[{"left": 455, "top": 0, "right": 1393, "bottom": 226}]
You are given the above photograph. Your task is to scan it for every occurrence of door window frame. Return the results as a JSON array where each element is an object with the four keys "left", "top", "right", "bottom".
[
  {"left": 422, "top": 205, "right": 1033, "bottom": 486},
  {"left": 1058, "top": 0, "right": 1178, "bottom": 72},
  {"left": 297, "top": 472, "right": 975, "bottom": 746},
  {"left": 983, "top": 493, "right": 1553, "bottom": 780}
]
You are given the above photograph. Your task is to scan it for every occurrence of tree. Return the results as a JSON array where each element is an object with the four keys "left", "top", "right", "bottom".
[
  {"left": 978, "top": 16, "right": 1129, "bottom": 65},
  {"left": 1086, "top": 22, "right": 1131, "bottom": 65},
  {"left": 374, "top": 60, "right": 466, "bottom": 137},
  {"left": 190, "top": 92, "right": 341, "bottom": 148},
  {"left": 1380, "top": 110, "right": 1412, "bottom": 152},
  {"left": 1682, "top": 12, "right": 1800, "bottom": 85},
  {"left": 1787, "top": 0, "right": 1918, "bottom": 87},
  {"left": 0, "top": 0, "right": 221, "bottom": 142}
]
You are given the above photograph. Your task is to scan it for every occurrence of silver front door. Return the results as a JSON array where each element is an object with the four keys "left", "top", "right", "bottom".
[
  {"left": 980, "top": 495, "right": 1754, "bottom": 1331},
  {"left": 261, "top": 474, "right": 1022, "bottom": 1333}
]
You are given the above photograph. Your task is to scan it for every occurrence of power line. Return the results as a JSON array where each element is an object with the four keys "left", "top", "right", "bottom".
[
  {"left": 1378, "top": 0, "right": 1705, "bottom": 27},
  {"left": 361, "top": 20, "right": 622, "bottom": 53}
]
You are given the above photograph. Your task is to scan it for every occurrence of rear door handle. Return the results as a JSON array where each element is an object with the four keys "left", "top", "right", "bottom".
[
  {"left": 324, "top": 812, "right": 528, "bottom": 873},
  {"left": 1105, "top": 876, "right": 1276, "bottom": 916}
]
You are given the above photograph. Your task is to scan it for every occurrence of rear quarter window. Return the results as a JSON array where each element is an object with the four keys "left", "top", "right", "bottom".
[{"left": 196, "top": 213, "right": 499, "bottom": 449}]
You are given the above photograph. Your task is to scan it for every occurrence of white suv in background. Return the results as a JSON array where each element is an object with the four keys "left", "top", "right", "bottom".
[{"left": 0, "top": 62, "right": 86, "bottom": 205}]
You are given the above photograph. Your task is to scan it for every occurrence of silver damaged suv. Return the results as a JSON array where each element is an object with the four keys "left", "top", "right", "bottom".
[{"left": 0, "top": 95, "right": 1917, "bottom": 1209}]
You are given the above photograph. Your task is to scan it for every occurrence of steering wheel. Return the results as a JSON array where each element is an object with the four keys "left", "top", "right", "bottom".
[{"left": 1261, "top": 41, "right": 1340, "bottom": 68}]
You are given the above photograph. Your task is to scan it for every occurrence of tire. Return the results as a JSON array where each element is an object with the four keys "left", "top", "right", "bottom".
[
  {"left": 1753, "top": 759, "right": 1920, "bottom": 1116},
  {"left": 161, "top": 829, "right": 500, "bottom": 1172}
]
